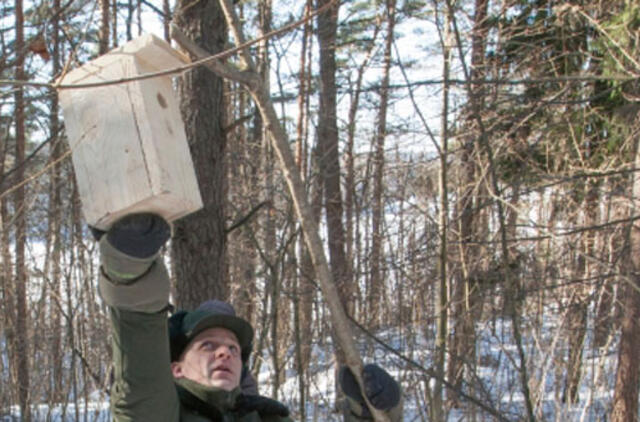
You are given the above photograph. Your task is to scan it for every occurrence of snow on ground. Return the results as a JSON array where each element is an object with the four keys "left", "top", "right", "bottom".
[{"left": 2, "top": 309, "right": 623, "bottom": 421}]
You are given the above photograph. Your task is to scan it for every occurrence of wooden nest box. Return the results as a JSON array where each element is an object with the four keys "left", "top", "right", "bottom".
[{"left": 58, "top": 33, "right": 202, "bottom": 230}]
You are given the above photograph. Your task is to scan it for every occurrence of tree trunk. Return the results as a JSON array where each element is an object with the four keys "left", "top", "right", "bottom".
[
  {"left": 173, "top": 0, "right": 229, "bottom": 308},
  {"left": 369, "top": 0, "right": 396, "bottom": 329},
  {"left": 111, "top": 0, "right": 118, "bottom": 48},
  {"left": 433, "top": 6, "right": 451, "bottom": 420},
  {"left": 14, "top": 0, "right": 30, "bottom": 418},
  {"left": 447, "top": 0, "right": 487, "bottom": 407},
  {"left": 611, "top": 139, "right": 640, "bottom": 422},
  {"left": 163, "top": 0, "right": 171, "bottom": 42},
  {"left": 0, "top": 122, "right": 15, "bottom": 413},
  {"left": 611, "top": 274, "right": 640, "bottom": 422},
  {"left": 316, "top": 0, "right": 352, "bottom": 317},
  {"left": 50, "top": 0, "right": 64, "bottom": 402},
  {"left": 344, "top": 22, "right": 379, "bottom": 321},
  {"left": 228, "top": 85, "right": 258, "bottom": 323},
  {"left": 298, "top": 144, "right": 323, "bottom": 375},
  {"left": 293, "top": 4, "right": 313, "bottom": 416},
  {"left": 315, "top": 0, "right": 355, "bottom": 410},
  {"left": 100, "top": 0, "right": 110, "bottom": 54},
  {"left": 126, "top": 0, "right": 134, "bottom": 41},
  {"left": 564, "top": 180, "right": 598, "bottom": 404}
]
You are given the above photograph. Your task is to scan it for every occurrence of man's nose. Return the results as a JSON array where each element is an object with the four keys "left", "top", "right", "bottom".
[{"left": 214, "top": 345, "right": 231, "bottom": 359}]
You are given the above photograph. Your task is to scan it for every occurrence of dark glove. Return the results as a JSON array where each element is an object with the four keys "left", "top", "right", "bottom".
[
  {"left": 106, "top": 213, "right": 170, "bottom": 258},
  {"left": 89, "top": 225, "right": 106, "bottom": 241},
  {"left": 339, "top": 364, "right": 401, "bottom": 411}
]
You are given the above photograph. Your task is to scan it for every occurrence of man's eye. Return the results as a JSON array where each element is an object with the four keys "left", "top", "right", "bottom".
[
  {"left": 201, "top": 341, "right": 214, "bottom": 350},
  {"left": 229, "top": 345, "right": 239, "bottom": 355}
]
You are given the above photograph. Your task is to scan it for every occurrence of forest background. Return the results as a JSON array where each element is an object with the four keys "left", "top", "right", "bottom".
[{"left": 2, "top": 0, "right": 640, "bottom": 421}]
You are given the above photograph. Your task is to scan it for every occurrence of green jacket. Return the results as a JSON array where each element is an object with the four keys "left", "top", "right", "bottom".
[{"left": 100, "top": 238, "right": 292, "bottom": 422}]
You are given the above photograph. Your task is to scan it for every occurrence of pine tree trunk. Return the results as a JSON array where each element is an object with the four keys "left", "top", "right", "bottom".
[
  {"left": 293, "top": 5, "right": 313, "bottom": 414},
  {"left": 126, "top": 0, "right": 134, "bottom": 40},
  {"left": 344, "top": 28, "right": 378, "bottom": 320},
  {"left": 369, "top": 0, "right": 396, "bottom": 328},
  {"left": 50, "top": 0, "right": 64, "bottom": 402},
  {"left": 433, "top": 8, "right": 451, "bottom": 420},
  {"left": 228, "top": 85, "right": 258, "bottom": 323},
  {"left": 111, "top": 0, "right": 118, "bottom": 47},
  {"left": 99, "top": 0, "right": 110, "bottom": 54},
  {"left": 173, "top": 0, "right": 229, "bottom": 308},
  {"left": 299, "top": 144, "right": 323, "bottom": 369},
  {"left": 611, "top": 140, "right": 640, "bottom": 421},
  {"left": 316, "top": 0, "right": 352, "bottom": 317},
  {"left": 14, "top": 0, "right": 30, "bottom": 418},
  {"left": 448, "top": 0, "right": 488, "bottom": 406},
  {"left": 163, "top": 0, "right": 171, "bottom": 41},
  {"left": 564, "top": 180, "right": 598, "bottom": 404},
  {"left": 0, "top": 122, "right": 15, "bottom": 412},
  {"left": 593, "top": 190, "right": 621, "bottom": 349}
]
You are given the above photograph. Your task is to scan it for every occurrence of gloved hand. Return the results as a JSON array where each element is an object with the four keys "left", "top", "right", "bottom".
[
  {"left": 89, "top": 226, "right": 106, "bottom": 241},
  {"left": 104, "top": 213, "right": 170, "bottom": 258},
  {"left": 339, "top": 364, "right": 401, "bottom": 411}
]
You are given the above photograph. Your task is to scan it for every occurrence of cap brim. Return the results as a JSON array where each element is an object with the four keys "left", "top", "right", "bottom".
[{"left": 187, "top": 313, "right": 253, "bottom": 353}]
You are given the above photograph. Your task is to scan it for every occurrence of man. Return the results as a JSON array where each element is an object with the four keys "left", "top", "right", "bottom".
[{"left": 96, "top": 213, "right": 401, "bottom": 421}]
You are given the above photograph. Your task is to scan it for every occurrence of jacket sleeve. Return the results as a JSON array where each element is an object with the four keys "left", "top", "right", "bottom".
[
  {"left": 341, "top": 397, "right": 404, "bottom": 422},
  {"left": 99, "top": 237, "right": 180, "bottom": 421}
]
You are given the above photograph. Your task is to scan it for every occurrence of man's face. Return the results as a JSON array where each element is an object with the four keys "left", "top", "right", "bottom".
[{"left": 171, "top": 327, "right": 243, "bottom": 391}]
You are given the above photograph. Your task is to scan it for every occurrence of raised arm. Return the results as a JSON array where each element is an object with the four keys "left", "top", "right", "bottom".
[{"left": 96, "top": 214, "right": 180, "bottom": 421}]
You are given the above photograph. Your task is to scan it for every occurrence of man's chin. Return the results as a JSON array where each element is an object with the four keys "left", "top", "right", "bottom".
[{"left": 207, "top": 375, "right": 239, "bottom": 391}]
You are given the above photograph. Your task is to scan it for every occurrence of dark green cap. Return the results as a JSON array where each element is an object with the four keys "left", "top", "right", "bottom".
[{"left": 169, "top": 300, "right": 253, "bottom": 362}]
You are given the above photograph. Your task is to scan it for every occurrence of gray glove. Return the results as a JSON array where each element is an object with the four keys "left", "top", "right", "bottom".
[
  {"left": 105, "top": 213, "right": 170, "bottom": 258},
  {"left": 339, "top": 364, "right": 401, "bottom": 411}
]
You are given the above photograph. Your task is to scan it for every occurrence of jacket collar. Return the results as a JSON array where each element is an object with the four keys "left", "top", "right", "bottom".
[
  {"left": 175, "top": 378, "right": 290, "bottom": 420},
  {"left": 175, "top": 377, "right": 241, "bottom": 418}
]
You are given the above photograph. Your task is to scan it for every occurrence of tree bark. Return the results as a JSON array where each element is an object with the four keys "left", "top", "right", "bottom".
[
  {"left": 447, "top": 0, "right": 488, "bottom": 407},
  {"left": 14, "top": 0, "right": 30, "bottom": 418},
  {"left": 344, "top": 22, "right": 379, "bottom": 321},
  {"left": 315, "top": 0, "right": 352, "bottom": 317},
  {"left": 594, "top": 187, "right": 622, "bottom": 349},
  {"left": 611, "top": 140, "right": 640, "bottom": 421},
  {"left": 50, "top": 0, "right": 64, "bottom": 402},
  {"left": 564, "top": 180, "right": 598, "bottom": 405},
  {"left": 173, "top": 0, "right": 229, "bottom": 308},
  {"left": 111, "top": 0, "right": 118, "bottom": 48},
  {"left": 126, "top": 0, "right": 134, "bottom": 41},
  {"left": 99, "top": 0, "right": 110, "bottom": 54},
  {"left": 0, "top": 117, "right": 16, "bottom": 414},
  {"left": 369, "top": 0, "right": 396, "bottom": 328},
  {"left": 293, "top": 4, "right": 314, "bottom": 416},
  {"left": 433, "top": 6, "right": 451, "bottom": 420},
  {"left": 163, "top": 0, "right": 171, "bottom": 42}
]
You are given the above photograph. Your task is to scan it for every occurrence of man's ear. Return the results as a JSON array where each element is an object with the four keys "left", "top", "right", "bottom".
[{"left": 171, "top": 361, "right": 184, "bottom": 378}]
